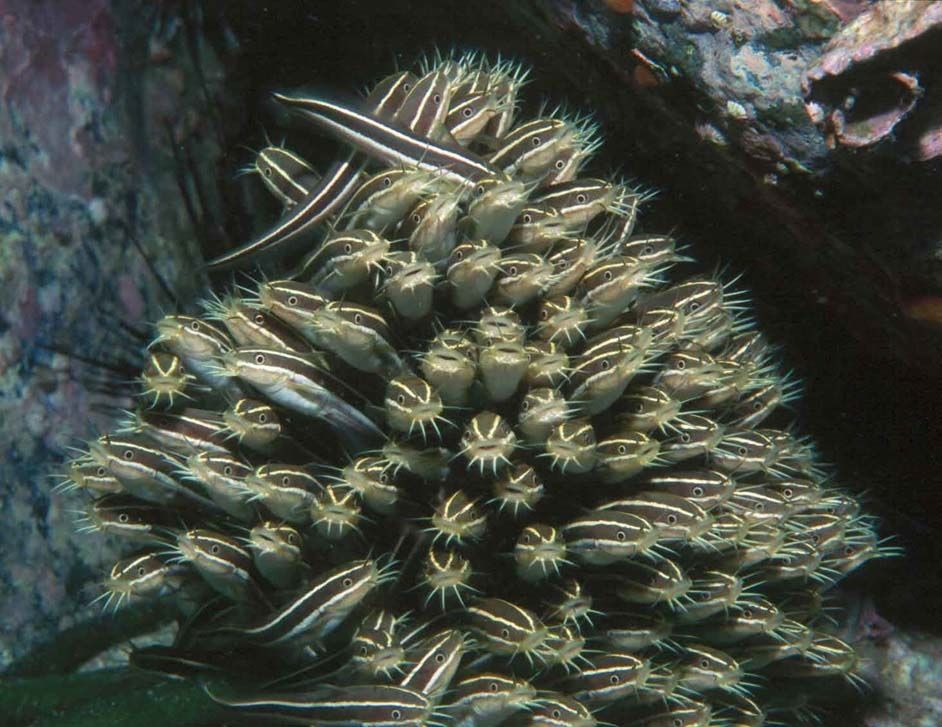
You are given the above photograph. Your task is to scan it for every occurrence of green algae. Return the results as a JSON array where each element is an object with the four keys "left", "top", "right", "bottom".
[{"left": 1, "top": 669, "right": 227, "bottom": 726}]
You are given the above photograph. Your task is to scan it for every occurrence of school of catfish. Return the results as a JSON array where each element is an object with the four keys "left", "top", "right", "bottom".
[{"left": 60, "top": 50, "right": 899, "bottom": 726}]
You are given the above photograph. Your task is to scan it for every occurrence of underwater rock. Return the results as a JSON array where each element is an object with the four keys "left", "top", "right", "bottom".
[
  {"left": 0, "top": 0, "right": 230, "bottom": 668},
  {"left": 843, "top": 596, "right": 942, "bottom": 727},
  {"left": 804, "top": 1, "right": 942, "bottom": 158}
]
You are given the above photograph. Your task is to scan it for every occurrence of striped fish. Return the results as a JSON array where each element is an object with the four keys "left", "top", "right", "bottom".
[
  {"left": 399, "top": 628, "right": 466, "bottom": 702},
  {"left": 208, "top": 683, "right": 432, "bottom": 725},
  {"left": 274, "top": 93, "right": 498, "bottom": 186},
  {"left": 207, "top": 71, "right": 415, "bottom": 269},
  {"left": 218, "top": 346, "right": 383, "bottom": 447},
  {"left": 229, "top": 559, "right": 384, "bottom": 647},
  {"left": 251, "top": 145, "right": 321, "bottom": 208}
]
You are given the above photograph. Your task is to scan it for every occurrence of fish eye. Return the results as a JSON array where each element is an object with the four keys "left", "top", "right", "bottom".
[
  {"left": 454, "top": 250, "right": 464, "bottom": 261},
  {"left": 600, "top": 359, "right": 610, "bottom": 370},
  {"left": 783, "top": 488, "right": 794, "bottom": 498},
  {"left": 397, "top": 394, "right": 406, "bottom": 405},
  {"left": 391, "top": 709, "right": 402, "bottom": 720},
  {"left": 634, "top": 403, "right": 644, "bottom": 414},
  {"left": 287, "top": 296, "right": 298, "bottom": 306},
  {"left": 522, "top": 534, "right": 530, "bottom": 544},
  {"left": 433, "top": 93, "right": 442, "bottom": 104},
  {"left": 689, "top": 301, "right": 701, "bottom": 311},
  {"left": 382, "top": 176, "right": 392, "bottom": 187},
  {"left": 258, "top": 413, "right": 268, "bottom": 423},
  {"left": 255, "top": 354, "right": 265, "bottom": 364},
  {"left": 435, "top": 652, "right": 446, "bottom": 663},
  {"left": 576, "top": 193, "right": 587, "bottom": 204},
  {"left": 354, "top": 313, "right": 363, "bottom": 324},
  {"left": 616, "top": 530, "right": 626, "bottom": 541},
  {"left": 617, "top": 445, "right": 627, "bottom": 455},
  {"left": 741, "top": 607, "right": 752, "bottom": 617},
  {"left": 642, "top": 245, "right": 654, "bottom": 255},
  {"left": 280, "top": 475, "right": 290, "bottom": 485},
  {"left": 96, "top": 467, "right": 106, "bottom": 476},
  {"left": 403, "top": 83, "right": 412, "bottom": 92},
  {"left": 123, "top": 450, "right": 134, "bottom": 460},
  {"left": 490, "top": 681, "right": 501, "bottom": 691},
  {"left": 254, "top": 313, "right": 265, "bottom": 324},
  {"left": 603, "top": 270, "right": 613, "bottom": 281},
  {"left": 755, "top": 503, "right": 765, "bottom": 512},
  {"left": 462, "top": 106, "right": 474, "bottom": 117},
  {"left": 474, "top": 185, "right": 485, "bottom": 196},
  {"left": 675, "top": 358, "right": 686, "bottom": 369},
  {"left": 531, "top": 136, "right": 542, "bottom": 146},
  {"left": 118, "top": 513, "right": 129, "bottom": 523},
  {"left": 343, "top": 578, "right": 353, "bottom": 587},
  {"left": 137, "top": 566, "right": 146, "bottom": 576},
  {"left": 666, "top": 514, "right": 677, "bottom": 524},
  {"left": 673, "top": 719, "right": 683, "bottom": 727},
  {"left": 811, "top": 534, "right": 820, "bottom": 543},
  {"left": 609, "top": 675, "right": 619, "bottom": 684},
  {"left": 844, "top": 545, "right": 854, "bottom": 555},
  {"left": 379, "top": 473, "right": 389, "bottom": 483},
  {"left": 508, "top": 266, "right": 518, "bottom": 276},
  {"left": 190, "top": 320, "right": 200, "bottom": 330},
  {"left": 557, "top": 259, "right": 568, "bottom": 269},
  {"left": 343, "top": 243, "right": 352, "bottom": 254},
  {"left": 287, "top": 533, "right": 297, "bottom": 544},
  {"left": 699, "top": 658, "right": 710, "bottom": 668},
  {"left": 738, "top": 446, "right": 748, "bottom": 456},
  {"left": 552, "top": 709, "right": 561, "bottom": 718},
  {"left": 555, "top": 159, "right": 565, "bottom": 169},
  {"left": 692, "top": 486, "right": 704, "bottom": 496},
  {"left": 359, "top": 645, "right": 368, "bottom": 656},
  {"left": 539, "top": 309, "right": 548, "bottom": 320},
  {"left": 680, "top": 433, "right": 691, "bottom": 443},
  {"left": 521, "top": 214, "right": 532, "bottom": 224},
  {"left": 223, "top": 466, "right": 233, "bottom": 476},
  {"left": 753, "top": 400, "right": 763, "bottom": 410},
  {"left": 412, "top": 213, "right": 422, "bottom": 223},
  {"left": 521, "top": 400, "right": 530, "bottom": 411}
]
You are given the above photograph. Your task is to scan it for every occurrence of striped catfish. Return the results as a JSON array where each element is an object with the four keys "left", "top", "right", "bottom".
[
  {"left": 207, "top": 71, "right": 415, "bottom": 269},
  {"left": 218, "top": 346, "right": 383, "bottom": 447},
  {"left": 229, "top": 558, "right": 386, "bottom": 648},
  {"left": 273, "top": 93, "right": 499, "bottom": 186},
  {"left": 208, "top": 683, "right": 433, "bottom": 726}
]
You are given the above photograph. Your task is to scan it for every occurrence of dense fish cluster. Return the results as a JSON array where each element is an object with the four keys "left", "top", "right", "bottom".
[{"left": 61, "top": 52, "right": 896, "bottom": 726}]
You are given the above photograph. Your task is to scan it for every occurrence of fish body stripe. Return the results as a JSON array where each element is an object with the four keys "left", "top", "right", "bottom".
[
  {"left": 210, "top": 684, "right": 430, "bottom": 724},
  {"left": 207, "top": 158, "right": 363, "bottom": 269},
  {"left": 242, "top": 560, "right": 375, "bottom": 644},
  {"left": 399, "top": 629, "right": 465, "bottom": 697},
  {"left": 208, "top": 72, "right": 417, "bottom": 269},
  {"left": 275, "top": 94, "right": 498, "bottom": 185}
]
